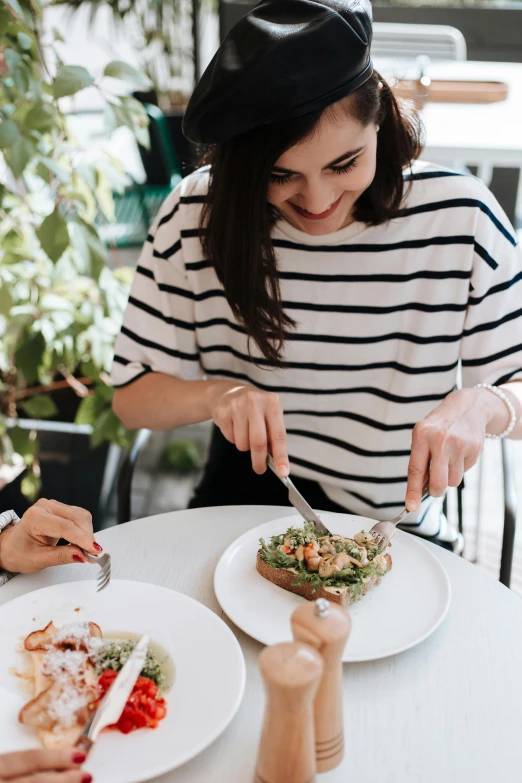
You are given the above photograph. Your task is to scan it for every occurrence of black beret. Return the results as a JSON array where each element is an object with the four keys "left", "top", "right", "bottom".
[{"left": 183, "top": 0, "right": 373, "bottom": 144}]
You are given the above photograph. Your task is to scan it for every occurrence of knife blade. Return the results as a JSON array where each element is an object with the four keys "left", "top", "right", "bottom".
[
  {"left": 76, "top": 633, "right": 150, "bottom": 754},
  {"left": 266, "top": 455, "right": 331, "bottom": 536}
]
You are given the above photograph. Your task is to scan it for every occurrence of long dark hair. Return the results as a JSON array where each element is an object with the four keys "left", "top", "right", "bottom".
[{"left": 200, "top": 73, "right": 423, "bottom": 365}]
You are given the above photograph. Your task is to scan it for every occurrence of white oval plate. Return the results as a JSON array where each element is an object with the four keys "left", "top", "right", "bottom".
[
  {"left": 214, "top": 513, "right": 451, "bottom": 662},
  {"left": 0, "top": 580, "right": 245, "bottom": 783}
]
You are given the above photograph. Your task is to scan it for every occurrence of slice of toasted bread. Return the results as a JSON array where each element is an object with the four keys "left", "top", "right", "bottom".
[
  {"left": 20, "top": 624, "right": 100, "bottom": 749},
  {"left": 256, "top": 552, "right": 392, "bottom": 609}
]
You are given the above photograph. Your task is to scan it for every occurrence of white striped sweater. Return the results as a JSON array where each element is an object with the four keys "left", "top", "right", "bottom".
[{"left": 111, "top": 162, "right": 522, "bottom": 539}]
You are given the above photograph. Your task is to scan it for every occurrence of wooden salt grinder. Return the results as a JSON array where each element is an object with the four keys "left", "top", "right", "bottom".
[
  {"left": 291, "top": 598, "right": 352, "bottom": 772},
  {"left": 254, "top": 641, "right": 324, "bottom": 783}
]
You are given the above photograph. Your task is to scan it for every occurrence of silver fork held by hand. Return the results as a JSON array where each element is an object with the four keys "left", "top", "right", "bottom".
[
  {"left": 266, "top": 454, "right": 331, "bottom": 537},
  {"left": 80, "top": 549, "right": 112, "bottom": 592},
  {"left": 370, "top": 482, "right": 431, "bottom": 552}
]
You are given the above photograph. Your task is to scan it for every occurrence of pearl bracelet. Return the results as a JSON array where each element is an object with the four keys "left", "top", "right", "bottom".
[{"left": 474, "top": 383, "right": 517, "bottom": 440}]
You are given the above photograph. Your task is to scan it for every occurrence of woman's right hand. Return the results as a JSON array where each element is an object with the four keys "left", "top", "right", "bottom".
[
  {"left": 0, "top": 749, "right": 91, "bottom": 783},
  {"left": 209, "top": 383, "right": 289, "bottom": 477}
]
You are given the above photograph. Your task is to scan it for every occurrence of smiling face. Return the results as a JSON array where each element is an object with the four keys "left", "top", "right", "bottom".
[{"left": 267, "top": 106, "right": 379, "bottom": 235}]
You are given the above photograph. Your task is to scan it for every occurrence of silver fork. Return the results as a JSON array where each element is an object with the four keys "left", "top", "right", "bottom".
[
  {"left": 79, "top": 549, "right": 112, "bottom": 592},
  {"left": 370, "top": 482, "right": 431, "bottom": 552}
]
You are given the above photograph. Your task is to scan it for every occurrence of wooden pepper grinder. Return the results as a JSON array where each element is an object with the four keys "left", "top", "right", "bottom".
[
  {"left": 291, "top": 598, "right": 352, "bottom": 772},
  {"left": 254, "top": 641, "right": 324, "bottom": 783}
]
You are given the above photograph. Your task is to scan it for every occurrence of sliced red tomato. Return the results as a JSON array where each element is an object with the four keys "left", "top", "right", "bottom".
[{"left": 97, "top": 670, "right": 167, "bottom": 734}]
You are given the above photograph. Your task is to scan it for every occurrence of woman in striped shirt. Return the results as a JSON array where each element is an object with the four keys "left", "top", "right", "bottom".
[{"left": 111, "top": 0, "right": 522, "bottom": 548}]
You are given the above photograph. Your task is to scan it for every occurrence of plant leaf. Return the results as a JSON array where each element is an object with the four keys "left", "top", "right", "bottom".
[
  {"left": 14, "top": 331, "right": 46, "bottom": 385},
  {"left": 0, "top": 284, "right": 13, "bottom": 316},
  {"left": 52, "top": 64, "right": 94, "bottom": 99},
  {"left": 8, "top": 426, "right": 37, "bottom": 465},
  {"left": 4, "top": 48, "right": 29, "bottom": 92},
  {"left": 17, "top": 32, "right": 33, "bottom": 51},
  {"left": 21, "top": 471, "right": 40, "bottom": 501},
  {"left": 0, "top": 119, "right": 19, "bottom": 149},
  {"left": 36, "top": 208, "right": 70, "bottom": 263},
  {"left": 103, "top": 60, "right": 152, "bottom": 88},
  {"left": 19, "top": 394, "right": 58, "bottom": 419},
  {"left": 8, "top": 134, "right": 36, "bottom": 178},
  {"left": 5, "top": 0, "right": 29, "bottom": 22},
  {"left": 25, "top": 104, "right": 55, "bottom": 133}
]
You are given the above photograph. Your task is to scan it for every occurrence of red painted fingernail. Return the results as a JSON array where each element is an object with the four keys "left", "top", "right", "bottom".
[
  {"left": 72, "top": 554, "right": 84, "bottom": 563},
  {"left": 82, "top": 775, "right": 92, "bottom": 783},
  {"left": 72, "top": 752, "right": 86, "bottom": 764},
  {"left": 93, "top": 542, "right": 103, "bottom": 552}
]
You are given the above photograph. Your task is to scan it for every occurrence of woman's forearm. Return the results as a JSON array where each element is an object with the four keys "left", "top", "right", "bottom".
[{"left": 112, "top": 372, "right": 238, "bottom": 430}]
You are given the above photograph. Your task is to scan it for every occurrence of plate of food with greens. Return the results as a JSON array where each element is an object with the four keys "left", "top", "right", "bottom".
[
  {"left": 0, "top": 580, "right": 245, "bottom": 783},
  {"left": 214, "top": 512, "right": 451, "bottom": 662}
]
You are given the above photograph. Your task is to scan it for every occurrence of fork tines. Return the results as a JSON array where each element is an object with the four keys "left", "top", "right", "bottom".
[{"left": 96, "top": 553, "right": 111, "bottom": 592}]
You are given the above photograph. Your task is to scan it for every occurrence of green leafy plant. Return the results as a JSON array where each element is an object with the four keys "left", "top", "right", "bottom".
[
  {"left": 50, "top": 0, "right": 210, "bottom": 108},
  {"left": 161, "top": 439, "right": 201, "bottom": 473},
  {"left": 0, "top": 0, "right": 151, "bottom": 498}
]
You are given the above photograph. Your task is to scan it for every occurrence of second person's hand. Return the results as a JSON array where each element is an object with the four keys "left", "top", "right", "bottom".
[
  {"left": 209, "top": 382, "right": 289, "bottom": 477},
  {"left": 0, "top": 748, "right": 91, "bottom": 783}
]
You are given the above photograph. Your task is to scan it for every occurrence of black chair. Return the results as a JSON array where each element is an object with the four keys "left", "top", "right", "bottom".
[{"left": 117, "top": 429, "right": 518, "bottom": 588}]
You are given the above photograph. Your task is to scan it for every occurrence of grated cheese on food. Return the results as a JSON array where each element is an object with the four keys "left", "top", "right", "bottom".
[
  {"left": 42, "top": 649, "right": 87, "bottom": 680},
  {"left": 48, "top": 685, "right": 91, "bottom": 729}
]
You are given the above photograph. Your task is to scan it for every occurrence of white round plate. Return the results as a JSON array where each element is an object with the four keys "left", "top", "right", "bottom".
[
  {"left": 0, "top": 580, "right": 245, "bottom": 783},
  {"left": 214, "top": 513, "right": 451, "bottom": 662}
]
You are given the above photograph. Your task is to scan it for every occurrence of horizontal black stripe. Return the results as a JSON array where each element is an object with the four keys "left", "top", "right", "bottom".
[
  {"left": 285, "top": 328, "right": 462, "bottom": 345},
  {"left": 136, "top": 265, "right": 154, "bottom": 281},
  {"left": 278, "top": 269, "right": 471, "bottom": 284},
  {"left": 468, "top": 271, "right": 522, "bottom": 306},
  {"left": 161, "top": 284, "right": 224, "bottom": 301},
  {"left": 128, "top": 296, "right": 196, "bottom": 331},
  {"left": 341, "top": 488, "right": 405, "bottom": 509},
  {"left": 180, "top": 195, "right": 206, "bottom": 205},
  {"left": 194, "top": 316, "right": 463, "bottom": 345},
  {"left": 401, "top": 198, "right": 516, "bottom": 247},
  {"left": 281, "top": 299, "right": 466, "bottom": 315},
  {"left": 146, "top": 233, "right": 154, "bottom": 243},
  {"left": 273, "top": 234, "right": 475, "bottom": 255},
  {"left": 113, "top": 354, "right": 131, "bottom": 366},
  {"left": 185, "top": 260, "right": 210, "bottom": 271},
  {"left": 124, "top": 304, "right": 464, "bottom": 346},
  {"left": 180, "top": 228, "right": 204, "bottom": 239},
  {"left": 120, "top": 326, "right": 199, "bottom": 362},
  {"left": 202, "top": 367, "right": 450, "bottom": 403},
  {"left": 157, "top": 201, "right": 179, "bottom": 227},
  {"left": 290, "top": 455, "right": 405, "bottom": 484},
  {"left": 287, "top": 428, "right": 410, "bottom": 458},
  {"left": 463, "top": 306, "right": 522, "bottom": 339},
  {"left": 462, "top": 342, "right": 522, "bottom": 368},
  {"left": 496, "top": 368, "right": 522, "bottom": 386},
  {"left": 178, "top": 262, "right": 473, "bottom": 284},
  {"left": 112, "top": 367, "right": 152, "bottom": 389},
  {"left": 403, "top": 170, "right": 463, "bottom": 182},
  {"left": 285, "top": 409, "right": 417, "bottom": 432},
  {"left": 199, "top": 342, "right": 459, "bottom": 375}
]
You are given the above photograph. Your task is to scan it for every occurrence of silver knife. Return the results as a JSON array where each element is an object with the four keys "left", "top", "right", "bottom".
[
  {"left": 267, "top": 454, "right": 331, "bottom": 536},
  {"left": 76, "top": 633, "right": 150, "bottom": 754}
]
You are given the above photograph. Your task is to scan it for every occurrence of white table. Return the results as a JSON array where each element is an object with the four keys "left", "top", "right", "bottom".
[
  {"left": 374, "top": 59, "right": 522, "bottom": 173},
  {"left": 2, "top": 505, "right": 522, "bottom": 783}
]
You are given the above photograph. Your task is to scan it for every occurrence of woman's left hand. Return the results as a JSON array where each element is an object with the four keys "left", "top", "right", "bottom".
[
  {"left": 406, "top": 388, "right": 509, "bottom": 512},
  {"left": 0, "top": 498, "right": 101, "bottom": 574}
]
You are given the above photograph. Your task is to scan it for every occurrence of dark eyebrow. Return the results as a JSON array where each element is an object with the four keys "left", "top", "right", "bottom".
[{"left": 272, "top": 146, "right": 365, "bottom": 175}]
